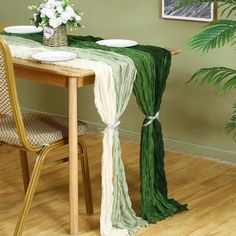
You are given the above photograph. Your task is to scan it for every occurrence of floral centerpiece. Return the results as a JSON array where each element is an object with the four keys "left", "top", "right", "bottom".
[{"left": 28, "top": 0, "right": 82, "bottom": 47}]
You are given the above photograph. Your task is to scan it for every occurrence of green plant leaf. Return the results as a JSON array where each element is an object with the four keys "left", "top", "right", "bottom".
[
  {"left": 188, "top": 20, "right": 236, "bottom": 53},
  {"left": 178, "top": 0, "right": 236, "bottom": 141},
  {"left": 189, "top": 67, "right": 236, "bottom": 94},
  {"left": 225, "top": 103, "right": 236, "bottom": 140}
]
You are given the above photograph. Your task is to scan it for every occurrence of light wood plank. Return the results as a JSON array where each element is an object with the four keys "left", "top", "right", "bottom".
[
  {"left": 13, "top": 58, "right": 95, "bottom": 88},
  {"left": 0, "top": 144, "right": 9, "bottom": 154},
  {"left": 68, "top": 77, "right": 79, "bottom": 235},
  {"left": 0, "top": 133, "right": 236, "bottom": 236}
]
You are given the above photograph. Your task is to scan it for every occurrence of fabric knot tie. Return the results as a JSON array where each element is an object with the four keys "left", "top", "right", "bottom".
[
  {"left": 107, "top": 121, "right": 121, "bottom": 129},
  {"left": 143, "top": 111, "right": 159, "bottom": 127}
]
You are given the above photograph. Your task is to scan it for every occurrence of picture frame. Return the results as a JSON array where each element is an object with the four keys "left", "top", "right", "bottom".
[{"left": 161, "top": 0, "right": 217, "bottom": 22}]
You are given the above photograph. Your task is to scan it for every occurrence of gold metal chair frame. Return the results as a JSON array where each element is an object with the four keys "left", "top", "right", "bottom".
[{"left": 0, "top": 37, "right": 93, "bottom": 236}]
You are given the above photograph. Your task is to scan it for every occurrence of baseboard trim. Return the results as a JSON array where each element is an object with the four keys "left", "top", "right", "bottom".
[
  {"left": 21, "top": 107, "right": 236, "bottom": 164},
  {"left": 85, "top": 120, "right": 236, "bottom": 164},
  {"left": 164, "top": 138, "right": 236, "bottom": 164}
]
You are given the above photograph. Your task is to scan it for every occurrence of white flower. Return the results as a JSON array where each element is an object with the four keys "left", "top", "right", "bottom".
[
  {"left": 29, "top": 0, "right": 82, "bottom": 30},
  {"left": 47, "top": 0, "right": 56, "bottom": 4},
  {"left": 46, "top": 8, "right": 55, "bottom": 19},
  {"left": 39, "top": 3, "right": 46, "bottom": 9},
  {"left": 75, "top": 15, "right": 81, "bottom": 22},
  {"left": 55, "top": 1, "right": 63, "bottom": 7},
  {"left": 43, "top": 2, "right": 51, "bottom": 9},
  {"left": 65, "top": 6, "right": 75, "bottom": 18},
  {"left": 33, "top": 13, "right": 37, "bottom": 21},
  {"left": 49, "top": 17, "right": 62, "bottom": 28},
  {"left": 56, "top": 6, "right": 63, "bottom": 14},
  {"left": 45, "top": 1, "right": 55, "bottom": 9},
  {"left": 40, "top": 7, "right": 47, "bottom": 18},
  {"left": 56, "top": 17, "right": 62, "bottom": 25},
  {"left": 60, "top": 11, "right": 70, "bottom": 24}
]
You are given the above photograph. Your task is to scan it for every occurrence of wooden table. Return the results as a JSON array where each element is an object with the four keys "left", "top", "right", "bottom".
[
  {"left": 14, "top": 58, "right": 95, "bottom": 235},
  {"left": 0, "top": 25, "right": 180, "bottom": 235}
]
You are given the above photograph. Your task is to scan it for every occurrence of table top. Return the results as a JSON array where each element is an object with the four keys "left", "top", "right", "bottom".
[
  {"left": 0, "top": 24, "right": 181, "bottom": 88},
  {"left": 0, "top": 25, "right": 182, "bottom": 58}
]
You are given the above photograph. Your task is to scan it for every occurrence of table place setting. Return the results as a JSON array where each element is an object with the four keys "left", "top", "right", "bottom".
[
  {"left": 31, "top": 51, "right": 77, "bottom": 62},
  {"left": 3, "top": 25, "right": 78, "bottom": 64},
  {"left": 96, "top": 39, "right": 138, "bottom": 48},
  {"left": 0, "top": 0, "right": 187, "bottom": 235},
  {"left": 4, "top": 25, "right": 43, "bottom": 34}
]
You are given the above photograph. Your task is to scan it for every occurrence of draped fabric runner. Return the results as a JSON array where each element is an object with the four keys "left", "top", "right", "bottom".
[
  {"left": 1, "top": 32, "right": 187, "bottom": 234},
  {"left": 68, "top": 34, "right": 188, "bottom": 222}
]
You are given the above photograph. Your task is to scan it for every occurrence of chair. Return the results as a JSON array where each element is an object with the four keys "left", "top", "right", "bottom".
[{"left": 0, "top": 36, "right": 93, "bottom": 236}]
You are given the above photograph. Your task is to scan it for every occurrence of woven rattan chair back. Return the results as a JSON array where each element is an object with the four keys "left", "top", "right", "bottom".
[
  {"left": 0, "top": 38, "right": 14, "bottom": 116},
  {"left": 0, "top": 37, "right": 38, "bottom": 151}
]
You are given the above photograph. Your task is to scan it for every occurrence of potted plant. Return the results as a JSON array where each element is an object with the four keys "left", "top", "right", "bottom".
[
  {"left": 28, "top": 0, "right": 82, "bottom": 47},
  {"left": 175, "top": 0, "right": 236, "bottom": 140}
]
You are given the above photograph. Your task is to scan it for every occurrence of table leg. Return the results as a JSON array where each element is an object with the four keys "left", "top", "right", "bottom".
[{"left": 68, "top": 77, "right": 79, "bottom": 235}]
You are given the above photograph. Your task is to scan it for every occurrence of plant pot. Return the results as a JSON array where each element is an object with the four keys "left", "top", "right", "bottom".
[{"left": 43, "top": 25, "right": 68, "bottom": 47}]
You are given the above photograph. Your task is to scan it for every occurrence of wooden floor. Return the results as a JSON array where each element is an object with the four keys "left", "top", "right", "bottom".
[{"left": 0, "top": 133, "right": 235, "bottom": 236}]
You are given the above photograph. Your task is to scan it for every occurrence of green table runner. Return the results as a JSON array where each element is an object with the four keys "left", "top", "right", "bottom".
[
  {"left": 68, "top": 34, "right": 188, "bottom": 222},
  {"left": 1, "top": 32, "right": 187, "bottom": 225}
]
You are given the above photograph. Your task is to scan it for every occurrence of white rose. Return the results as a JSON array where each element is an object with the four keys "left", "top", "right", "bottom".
[
  {"left": 39, "top": 3, "right": 45, "bottom": 9},
  {"left": 48, "top": 0, "right": 56, "bottom": 4},
  {"left": 55, "top": 1, "right": 62, "bottom": 7},
  {"left": 56, "top": 6, "right": 63, "bottom": 14},
  {"left": 60, "top": 11, "right": 70, "bottom": 24},
  {"left": 49, "top": 17, "right": 61, "bottom": 28},
  {"left": 56, "top": 17, "right": 62, "bottom": 26},
  {"left": 75, "top": 15, "right": 81, "bottom": 22},
  {"left": 46, "top": 9, "right": 55, "bottom": 19},
  {"left": 44, "top": 3, "right": 51, "bottom": 9},
  {"left": 65, "top": 6, "right": 75, "bottom": 18},
  {"left": 40, "top": 7, "right": 47, "bottom": 18},
  {"left": 33, "top": 13, "right": 37, "bottom": 21}
]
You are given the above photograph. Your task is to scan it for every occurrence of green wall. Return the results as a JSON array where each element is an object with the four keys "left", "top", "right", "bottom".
[{"left": 0, "top": 0, "right": 235, "bottom": 162}]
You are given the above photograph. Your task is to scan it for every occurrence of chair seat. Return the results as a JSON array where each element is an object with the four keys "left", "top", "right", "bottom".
[{"left": 0, "top": 112, "right": 87, "bottom": 147}]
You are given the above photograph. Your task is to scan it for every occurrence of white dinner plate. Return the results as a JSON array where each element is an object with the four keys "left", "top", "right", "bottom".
[
  {"left": 96, "top": 39, "right": 138, "bottom": 48},
  {"left": 32, "top": 51, "right": 77, "bottom": 62},
  {"left": 4, "top": 25, "right": 43, "bottom": 34}
]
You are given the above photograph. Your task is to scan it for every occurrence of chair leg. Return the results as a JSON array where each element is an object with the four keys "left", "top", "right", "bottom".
[
  {"left": 78, "top": 139, "right": 93, "bottom": 215},
  {"left": 19, "top": 150, "right": 30, "bottom": 193},
  {"left": 14, "top": 149, "right": 47, "bottom": 236}
]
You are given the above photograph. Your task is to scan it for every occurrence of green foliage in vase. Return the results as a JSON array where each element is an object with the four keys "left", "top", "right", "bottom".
[{"left": 175, "top": 0, "right": 236, "bottom": 140}]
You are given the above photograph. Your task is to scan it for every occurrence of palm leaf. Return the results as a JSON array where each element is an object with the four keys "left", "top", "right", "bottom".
[
  {"left": 189, "top": 67, "right": 236, "bottom": 140},
  {"left": 218, "top": 1, "right": 236, "bottom": 17},
  {"left": 189, "top": 67, "right": 236, "bottom": 93},
  {"left": 177, "top": 0, "right": 236, "bottom": 141},
  {"left": 225, "top": 103, "right": 236, "bottom": 140},
  {"left": 189, "top": 20, "right": 236, "bottom": 53}
]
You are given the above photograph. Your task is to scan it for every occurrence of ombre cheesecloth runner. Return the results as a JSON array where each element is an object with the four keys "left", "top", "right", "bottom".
[{"left": 2, "top": 33, "right": 187, "bottom": 235}]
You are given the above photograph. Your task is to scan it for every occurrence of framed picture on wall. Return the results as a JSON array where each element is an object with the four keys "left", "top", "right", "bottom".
[{"left": 161, "top": 0, "right": 216, "bottom": 22}]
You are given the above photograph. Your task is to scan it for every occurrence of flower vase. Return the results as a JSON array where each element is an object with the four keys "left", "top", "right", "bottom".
[{"left": 43, "top": 25, "right": 68, "bottom": 47}]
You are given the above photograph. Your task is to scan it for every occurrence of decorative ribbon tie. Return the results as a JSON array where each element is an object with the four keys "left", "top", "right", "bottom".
[
  {"left": 143, "top": 111, "right": 159, "bottom": 127},
  {"left": 107, "top": 121, "right": 121, "bottom": 129}
]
